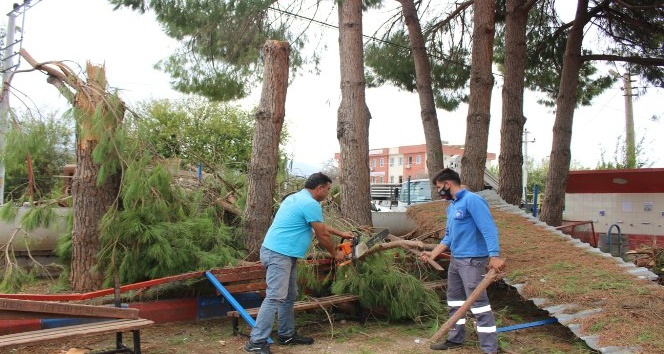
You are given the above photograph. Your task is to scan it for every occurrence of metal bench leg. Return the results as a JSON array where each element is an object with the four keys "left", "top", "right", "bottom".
[
  {"left": 232, "top": 317, "right": 239, "bottom": 335},
  {"left": 133, "top": 329, "right": 142, "bottom": 354},
  {"left": 116, "top": 332, "right": 124, "bottom": 350}
]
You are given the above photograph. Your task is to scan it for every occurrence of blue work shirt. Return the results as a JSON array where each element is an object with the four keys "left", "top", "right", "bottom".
[
  {"left": 262, "top": 189, "right": 323, "bottom": 258},
  {"left": 441, "top": 189, "right": 500, "bottom": 258}
]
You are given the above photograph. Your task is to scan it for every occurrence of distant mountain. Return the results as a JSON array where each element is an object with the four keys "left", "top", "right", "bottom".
[{"left": 289, "top": 161, "right": 321, "bottom": 177}]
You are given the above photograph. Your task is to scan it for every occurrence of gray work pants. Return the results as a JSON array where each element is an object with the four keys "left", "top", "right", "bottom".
[{"left": 446, "top": 257, "right": 498, "bottom": 353}]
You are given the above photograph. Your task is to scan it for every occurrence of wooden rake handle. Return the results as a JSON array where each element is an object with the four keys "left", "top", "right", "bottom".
[{"left": 430, "top": 268, "right": 503, "bottom": 343}]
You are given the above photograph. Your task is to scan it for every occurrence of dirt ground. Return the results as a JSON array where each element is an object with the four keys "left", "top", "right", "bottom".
[
  {"left": 9, "top": 197, "right": 663, "bottom": 353},
  {"left": 6, "top": 284, "right": 595, "bottom": 354}
]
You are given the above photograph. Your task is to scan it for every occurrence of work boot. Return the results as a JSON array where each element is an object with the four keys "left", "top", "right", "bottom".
[
  {"left": 243, "top": 341, "right": 272, "bottom": 354},
  {"left": 276, "top": 332, "right": 315, "bottom": 345},
  {"left": 430, "top": 340, "right": 463, "bottom": 350}
]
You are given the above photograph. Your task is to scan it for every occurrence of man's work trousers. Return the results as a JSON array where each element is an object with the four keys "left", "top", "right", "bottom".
[{"left": 446, "top": 257, "right": 498, "bottom": 353}]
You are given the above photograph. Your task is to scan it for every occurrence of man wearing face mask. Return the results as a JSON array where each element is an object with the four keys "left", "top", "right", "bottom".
[{"left": 420, "top": 168, "right": 505, "bottom": 354}]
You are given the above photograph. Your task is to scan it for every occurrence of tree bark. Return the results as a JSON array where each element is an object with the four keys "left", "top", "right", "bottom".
[
  {"left": 242, "top": 40, "right": 290, "bottom": 261},
  {"left": 539, "top": 0, "right": 590, "bottom": 227},
  {"left": 397, "top": 0, "right": 445, "bottom": 199},
  {"left": 337, "top": 0, "right": 372, "bottom": 226},
  {"left": 461, "top": 0, "right": 495, "bottom": 191},
  {"left": 499, "top": 0, "right": 531, "bottom": 205},
  {"left": 70, "top": 63, "right": 123, "bottom": 291}
]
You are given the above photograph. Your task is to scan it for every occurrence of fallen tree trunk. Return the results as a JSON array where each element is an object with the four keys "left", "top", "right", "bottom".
[
  {"left": 430, "top": 268, "right": 502, "bottom": 343},
  {"left": 386, "top": 235, "right": 444, "bottom": 270}
]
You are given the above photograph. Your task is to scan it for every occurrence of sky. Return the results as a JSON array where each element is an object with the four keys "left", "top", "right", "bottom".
[{"left": 3, "top": 0, "right": 663, "bottom": 173}]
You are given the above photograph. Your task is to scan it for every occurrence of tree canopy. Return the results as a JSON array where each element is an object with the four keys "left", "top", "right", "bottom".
[{"left": 128, "top": 97, "right": 258, "bottom": 172}]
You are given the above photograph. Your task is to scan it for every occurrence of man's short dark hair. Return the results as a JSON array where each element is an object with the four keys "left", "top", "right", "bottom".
[
  {"left": 304, "top": 172, "right": 332, "bottom": 189},
  {"left": 432, "top": 168, "right": 461, "bottom": 185}
]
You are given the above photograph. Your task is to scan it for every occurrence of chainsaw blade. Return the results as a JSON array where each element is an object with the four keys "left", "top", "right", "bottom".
[{"left": 364, "top": 228, "right": 390, "bottom": 248}]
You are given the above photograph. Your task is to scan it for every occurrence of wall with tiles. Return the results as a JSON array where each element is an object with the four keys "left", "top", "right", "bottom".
[{"left": 565, "top": 193, "right": 664, "bottom": 237}]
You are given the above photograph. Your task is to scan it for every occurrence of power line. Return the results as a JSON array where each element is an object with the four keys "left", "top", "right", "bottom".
[{"left": 267, "top": 6, "right": 476, "bottom": 73}]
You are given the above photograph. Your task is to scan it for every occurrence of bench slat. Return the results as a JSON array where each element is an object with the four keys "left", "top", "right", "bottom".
[
  {"left": 0, "top": 298, "right": 139, "bottom": 319},
  {"left": 0, "top": 318, "right": 154, "bottom": 348},
  {"left": 227, "top": 294, "right": 360, "bottom": 318}
]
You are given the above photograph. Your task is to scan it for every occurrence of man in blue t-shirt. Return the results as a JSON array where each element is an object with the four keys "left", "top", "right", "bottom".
[
  {"left": 421, "top": 168, "right": 506, "bottom": 354},
  {"left": 244, "top": 172, "right": 353, "bottom": 354}
]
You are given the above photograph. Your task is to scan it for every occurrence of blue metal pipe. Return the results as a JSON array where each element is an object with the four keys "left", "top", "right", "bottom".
[
  {"left": 532, "top": 185, "right": 539, "bottom": 217},
  {"left": 497, "top": 318, "right": 558, "bottom": 332},
  {"left": 205, "top": 271, "right": 273, "bottom": 344}
]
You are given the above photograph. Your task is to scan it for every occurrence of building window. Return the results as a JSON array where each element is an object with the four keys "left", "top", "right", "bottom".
[
  {"left": 390, "top": 157, "right": 394, "bottom": 166},
  {"left": 398, "top": 157, "right": 403, "bottom": 166},
  {"left": 379, "top": 158, "right": 384, "bottom": 167},
  {"left": 398, "top": 175, "right": 403, "bottom": 183},
  {"left": 379, "top": 176, "right": 384, "bottom": 183},
  {"left": 416, "top": 155, "right": 421, "bottom": 164},
  {"left": 407, "top": 156, "right": 413, "bottom": 165},
  {"left": 371, "top": 176, "right": 375, "bottom": 183},
  {"left": 371, "top": 159, "right": 376, "bottom": 167},
  {"left": 390, "top": 176, "right": 394, "bottom": 183}
]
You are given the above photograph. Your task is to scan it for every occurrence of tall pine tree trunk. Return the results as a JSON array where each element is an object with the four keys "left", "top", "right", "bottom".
[
  {"left": 539, "top": 0, "right": 589, "bottom": 227},
  {"left": 71, "top": 64, "right": 123, "bottom": 291},
  {"left": 337, "top": 0, "right": 372, "bottom": 226},
  {"left": 242, "top": 40, "right": 290, "bottom": 260},
  {"left": 499, "top": 0, "right": 532, "bottom": 205},
  {"left": 398, "top": 0, "right": 445, "bottom": 199},
  {"left": 461, "top": 0, "right": 495, "bottom": 191}
]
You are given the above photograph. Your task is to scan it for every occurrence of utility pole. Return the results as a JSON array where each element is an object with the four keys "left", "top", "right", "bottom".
[
  {"left": 623, "top": 71, "right": 636, "bottom": 169},
  {"left": 0, "top": 1, "right": 31, "bottom": 204},
  {"left": 609, "top": 69, "right": 636, "bottom": 169},
  {"left": 522, "top": 128, "right": 535, "bottom": 204},
  {"left": 0, "top": 8, "right": 17, "bottom": 204}
]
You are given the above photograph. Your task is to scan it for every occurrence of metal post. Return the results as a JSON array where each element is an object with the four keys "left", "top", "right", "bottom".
[
  {"left": 406, "top": 175, "right": 411, "bottom": 205},
  {"left": 0, "top": 9, "right": 17, "bottom": 204},
  {"left": 522, "top": 129, "right": 535, "bottom": 205}
]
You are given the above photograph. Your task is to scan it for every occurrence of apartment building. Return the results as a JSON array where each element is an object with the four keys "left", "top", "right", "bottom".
[{"left": 334, "top": 143, "right": 496, "bottom": 184}]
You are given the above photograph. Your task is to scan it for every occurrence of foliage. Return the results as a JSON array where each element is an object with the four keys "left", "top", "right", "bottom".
[
  {"left": 493, "top": 1, "right": 614, "bottom": 109},
  {"left": 364, "top": 26, "right": 470, "bottom": 111},
  {"left": 523, "top": 158, "right": 587, "bottom": 198},
  {"left": 3, "top": 110, "right": 75, "bottom": 202},
  {"left": 596, "top": 134, "right": 654, "bottom": 170},
  {"left": 127, "top": 97, "right": 257, "bottom": 172},
  {"left": 331, "top": 252, "right": 443, "bottom": 322},
  {"left": 597, "top": 1, "right": 664, "bottom": 89},
  {"left": 53, "top": 97, "right": 264, "bottom": 286},
  {"left": 73, "top": 160, "right": 244, "bottom": 285},
  {"left": 109, "top": 0, "right": 312, "bottom": 101}
]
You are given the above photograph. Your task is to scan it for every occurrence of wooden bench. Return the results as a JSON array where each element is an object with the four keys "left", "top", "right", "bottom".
[
  {"left": 0, "top": 296, "right": 154, "bottom": 353},
  {"left": 0, "top": 318, "right": 154, "bottom": 353},
  {"left": 227, "top": 293, "right": 362, "bottom": 335}
]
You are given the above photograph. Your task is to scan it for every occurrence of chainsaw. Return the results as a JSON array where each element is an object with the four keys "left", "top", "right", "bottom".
[{"left": 337, "top": 228, "right": 390, "bottom": 267}]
